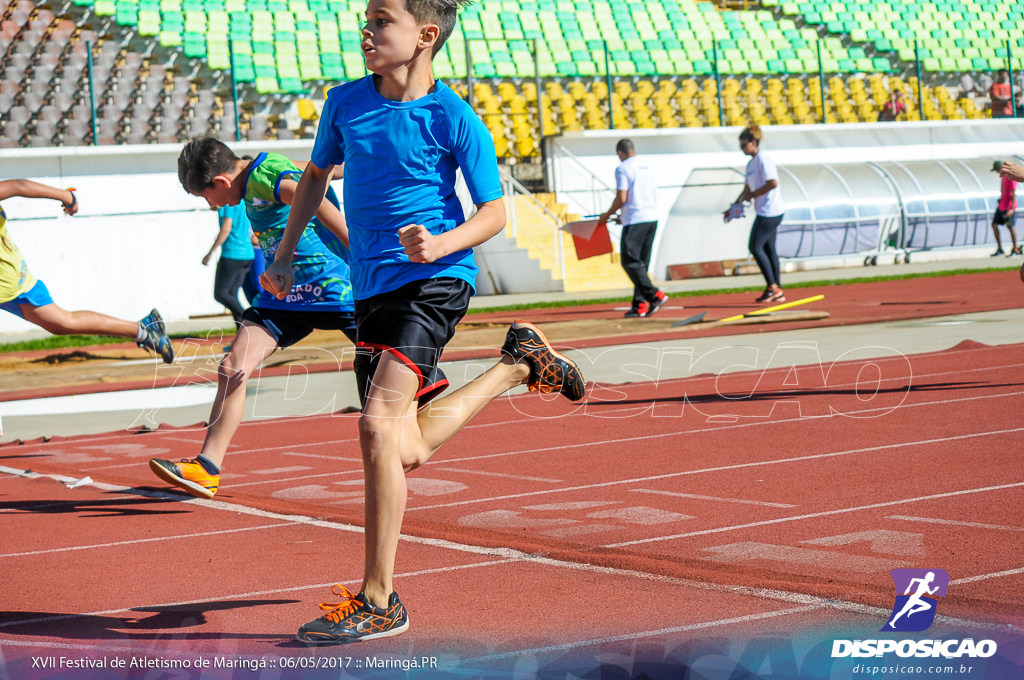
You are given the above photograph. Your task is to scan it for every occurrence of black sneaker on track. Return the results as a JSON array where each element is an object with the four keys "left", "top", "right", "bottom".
[
  {"left": 645, "top": 290, "right": 669, "bottom": 317},
  {"left": 623, "top": 301, "right": 649, "bottom": 318},
  {"left": 501, "top": 321, "right": 586, "bottom": 401},
  {"left": 297, "top": 586, "right": 409, "bottom": 645},
  {"left": 138, "top": 309, "right": 174, "bottom": 364}
]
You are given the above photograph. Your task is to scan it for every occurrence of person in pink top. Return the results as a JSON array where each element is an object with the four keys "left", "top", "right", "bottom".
[{"left": 991, "top": 160, "right": 1019, "bottom": 256}]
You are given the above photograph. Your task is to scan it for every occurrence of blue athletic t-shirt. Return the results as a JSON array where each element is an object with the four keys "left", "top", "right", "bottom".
[
  {"left": 242, "top": 152, "right": 354, "bottom": 312},
  {"left": 310, "top": 76, "right": 503, "bottom": 300},
  {"left": 216, "top": 203, "right": 255, "bottom": 261}
]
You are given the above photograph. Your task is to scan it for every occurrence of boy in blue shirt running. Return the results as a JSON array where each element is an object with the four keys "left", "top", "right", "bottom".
[
  {"left": 149, "top": 136, "right": 358, "bottom": 500},
  {"left": 262, "top": 0, "right": 586, "bottom": 645}
]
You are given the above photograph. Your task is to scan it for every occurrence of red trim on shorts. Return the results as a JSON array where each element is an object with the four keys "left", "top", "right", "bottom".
[
  {"left": 356, "top": 340, "right": 449, "bottom": 405},
  {"left": 416, "top": 378, "right": 449, "bottom": 404},
  {"left": 357, "top": 340, "right": 426, "bottom": 384}
]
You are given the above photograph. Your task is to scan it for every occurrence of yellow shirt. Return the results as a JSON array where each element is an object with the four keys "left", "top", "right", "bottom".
[{"left": 0, "top": 204, "right": 37, "bottom": 303}]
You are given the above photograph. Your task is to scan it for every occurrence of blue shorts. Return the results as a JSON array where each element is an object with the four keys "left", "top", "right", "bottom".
[{"left": 0, "top": 279, "right": 54, "bottom": 318}]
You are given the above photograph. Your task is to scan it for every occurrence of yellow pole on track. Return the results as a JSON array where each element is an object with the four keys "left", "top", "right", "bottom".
[{"left": 718, "top": 294, "right": 825, "bottom": 323}]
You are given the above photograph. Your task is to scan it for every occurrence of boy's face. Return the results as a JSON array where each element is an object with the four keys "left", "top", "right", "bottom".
[
  {"left": 195, "top": 175, "right": 238, "bottom": 209},
  {"left": 362, "top": 0, "right": 435, "bottom": 72}
]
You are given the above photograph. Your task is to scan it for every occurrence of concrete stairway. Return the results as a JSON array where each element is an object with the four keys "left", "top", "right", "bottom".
[{"left": 509, "top": 192, "right": 633, "bottom": 293}]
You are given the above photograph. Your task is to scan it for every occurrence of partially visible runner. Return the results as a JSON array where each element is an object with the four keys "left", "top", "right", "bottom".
[
  {"left": 148, "top": 137, "right": 357, "bottom": 499},
  {"left": 204, "top": 201, "right": 256, "bottom": 329},
  {"left": 0, "top": 178, "right": 172, "bottom": 362}
]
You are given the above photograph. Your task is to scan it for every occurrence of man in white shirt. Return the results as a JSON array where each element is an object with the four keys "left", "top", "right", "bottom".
[{"left": 598, "top": 139, "right": 668, "bottom": 318}]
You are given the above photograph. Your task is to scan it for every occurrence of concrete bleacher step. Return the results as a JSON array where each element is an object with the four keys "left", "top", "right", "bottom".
[{"left": 509, "top": 194, "right": 632, "bottom": 293}]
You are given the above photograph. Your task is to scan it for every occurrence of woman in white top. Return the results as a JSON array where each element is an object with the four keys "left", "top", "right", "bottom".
[{"left": 726, "top": 124, "right": 786, "bottom": 302}]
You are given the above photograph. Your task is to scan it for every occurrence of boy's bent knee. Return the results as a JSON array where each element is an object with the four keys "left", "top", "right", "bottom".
[
  {"left": 218, "top": 355, "right": 250, "bottom": 386},
  {"left": 358, "top": 413, "right": 391, "bottom": 446}
]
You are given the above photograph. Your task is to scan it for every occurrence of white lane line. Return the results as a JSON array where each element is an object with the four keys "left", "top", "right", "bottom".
[
  {"left": 414, "top": 389, "right": 1024, "bottom": 470},
  {"left": 950, "top": 567, "right": 1024, "bottom": 585},
  {"left": 408, "top": 426, "right": 1024, "bottom": 512},
  {"left": 3, "top": 352, "right": 1015, "bottom": 454},
  {"left": 633, "top": 488, "right": 797, "bottom": 508},
  {"left": 463, "top": 606, "right": 823, "bottom": 662},
  {"left": 0, "top": 559, "right": 516, "bottom": 629},
  {"left": 432, "top": 466, "right": 563, "bottom": 484},
  {"left": 249, "top": 466, "right": 315, "bottom": 475},
  {"left": 280, "top": 450, "right": 360, "bottom": 461},
  {"left": 888, "top": 515, "right": 1024, "bottom": 532},
  {"left": 604, "top": 481, "right": 1024, "bottom": 548},
  {"left": 0, "top": 522, "right": 292, "bottom": 558},
  {"left": 0, "top": 467, "right": 1011, "bottom": 636},
  {"left": 84, "top": 386, "right": 1015, "bottom": 492},
  {"left": 227, "top": 468, "right": 363, "bottom": 488}
]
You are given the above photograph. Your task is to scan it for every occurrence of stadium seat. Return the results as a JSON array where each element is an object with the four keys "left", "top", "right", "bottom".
[{"left": 6, "top": 0, "right": 1019, "bottom": 150}]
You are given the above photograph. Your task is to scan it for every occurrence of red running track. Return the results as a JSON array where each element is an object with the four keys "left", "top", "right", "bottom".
[{"left": 1, "top": 335, "right": 1023, "bottom": 678}]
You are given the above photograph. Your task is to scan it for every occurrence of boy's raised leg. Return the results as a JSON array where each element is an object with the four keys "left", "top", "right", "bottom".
[{"left": 402, "top": 321, "right": 585, "bottom": 472}]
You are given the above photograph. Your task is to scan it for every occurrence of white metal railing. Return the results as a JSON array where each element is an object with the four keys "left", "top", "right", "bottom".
[
  {"left": 499, "top": 168, "right": 567, "bottom": 282},
  {"left": 547, "top": 141, "right": 615, "bottom": 219}
]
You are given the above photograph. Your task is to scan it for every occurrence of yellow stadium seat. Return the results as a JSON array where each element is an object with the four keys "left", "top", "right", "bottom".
[
  {"left": 474, "top": 82, "right": 494, "bottom": 101},
  {"left": 296, "top": 98, "right": 318, "bottom": 121},
  {"left": 514, "top": 135, "right": 537, "bottom": 158},
  {"left": 492, "top": 133, "right": 510, "bottom": 157}
]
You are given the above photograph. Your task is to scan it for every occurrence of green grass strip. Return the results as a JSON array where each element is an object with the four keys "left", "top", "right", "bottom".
[{"left": 0, "top": 329, "right": 234, "bottom": 355}]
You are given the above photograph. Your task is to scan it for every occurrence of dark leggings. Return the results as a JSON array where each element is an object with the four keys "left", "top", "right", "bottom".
[
  {"left": 749, "top": 214, "right": 784, "bottom": 288},
  {"left": 213, "top": 257, "right": 253, "bottom": 327},
  {"left": 620, "top": 220, "right": 659, "bottom": 307}
]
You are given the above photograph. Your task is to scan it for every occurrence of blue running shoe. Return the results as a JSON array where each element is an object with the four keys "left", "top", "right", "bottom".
[{"left": 138, "top": 309, "right": 174, "bottom": 364}]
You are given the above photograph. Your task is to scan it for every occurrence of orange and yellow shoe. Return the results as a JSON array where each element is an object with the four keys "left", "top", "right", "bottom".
[
  {"left": 148, "top": 457, "right": 219, "bottom": 499},
  {"left": 297, "top": 585, "right": 409, "bottom": 645},
  {"left": 501, "top": 320, "right": 586, "bottom": 401}
]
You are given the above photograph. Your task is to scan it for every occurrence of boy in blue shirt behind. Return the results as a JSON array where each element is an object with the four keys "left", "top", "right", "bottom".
[
  {"left": 205, "top": 201, "right": 255, "bottom": 330},
  {"left": 262, "top": 0, "right": 587, "bottom": 644},
  {"left": 149, "top": 137, "right": 358, "bottom": 500}
]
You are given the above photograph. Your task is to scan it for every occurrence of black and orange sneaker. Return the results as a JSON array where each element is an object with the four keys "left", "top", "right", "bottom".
[
  {"left": 297, "top": 585, "right": 409, "bottom": 645},
  {"left": 149, "top": 457, "right": 219, "bottom": 499},
  {"left": 501, "top": 321, "right": 586, "bottom": 401}
]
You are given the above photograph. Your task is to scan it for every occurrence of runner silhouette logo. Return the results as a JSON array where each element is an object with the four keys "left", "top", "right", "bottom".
[{"left": 882, "top": 568, "right": 949, "bottom": 632}]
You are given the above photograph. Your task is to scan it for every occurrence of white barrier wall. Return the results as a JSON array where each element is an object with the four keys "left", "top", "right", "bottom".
[
  {"left": 4, "top": 120, "right": 1024, "bottom": 337},
  {"left": 545, "top": 119, "right": 1024, "bottom": 277},
  {"left": 0, "top": 140, "right": 320, "bottom": 335}
]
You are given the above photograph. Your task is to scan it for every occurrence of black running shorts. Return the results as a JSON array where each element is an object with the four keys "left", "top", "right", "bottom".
[
  {"left": 354, "top": 277, "right": 472, "bottom": 406},
  {"left": 994, "top": 208, "right": 1016, "bottom": 227}
]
